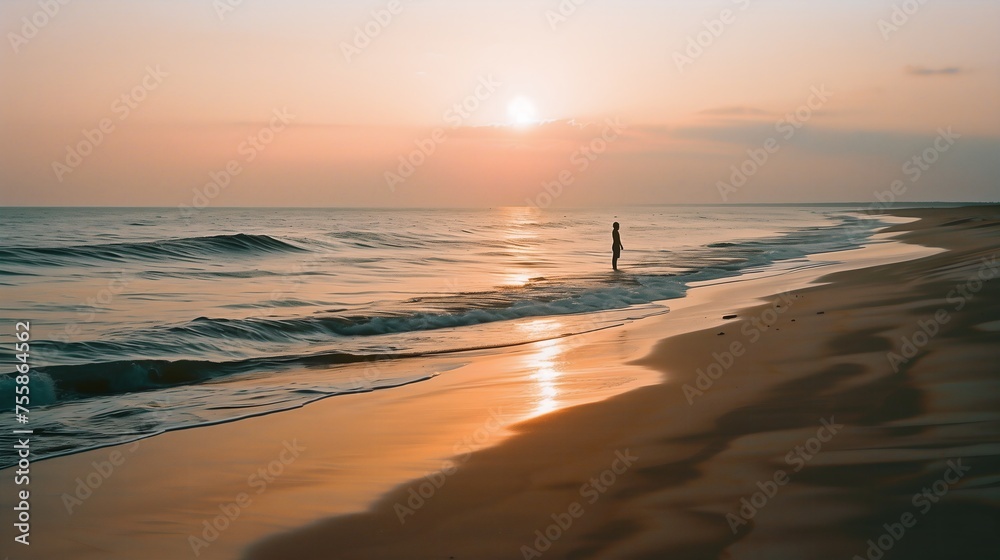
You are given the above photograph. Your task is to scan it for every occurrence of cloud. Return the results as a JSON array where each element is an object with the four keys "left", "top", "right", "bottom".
[
  {"left": 698, "top": 106, "right": 774, "bottom": 117},
  {"left": 669, "top": 122, "right": 1000, "bottom": 168},
  {"left": 905, "top": 65, "right": 965, "bottom": 76}
]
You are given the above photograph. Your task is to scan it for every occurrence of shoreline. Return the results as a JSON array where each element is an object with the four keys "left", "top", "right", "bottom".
[
  {"left": 3, "top": 206, "right": 997, "bottom": 559},
  {"left": 243, "top": 206, "right": 1000, "bottom": 559},
  {"left": 0, "top": 206, "right": 870, "bottom": 472}
]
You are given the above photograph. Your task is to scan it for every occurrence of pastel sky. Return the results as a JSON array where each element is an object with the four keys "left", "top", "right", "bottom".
[{"left": 1, "top": 0, "right": 998, "bottom": 207}]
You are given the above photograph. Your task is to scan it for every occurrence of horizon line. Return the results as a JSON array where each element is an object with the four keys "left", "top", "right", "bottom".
[{"left": 0, "top": 202, "right": 996, "bottom": 210}]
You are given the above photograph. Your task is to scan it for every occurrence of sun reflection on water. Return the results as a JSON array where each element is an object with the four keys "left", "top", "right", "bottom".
[{"left": 498, "top": 206, "right": 542, "bottom": 289}]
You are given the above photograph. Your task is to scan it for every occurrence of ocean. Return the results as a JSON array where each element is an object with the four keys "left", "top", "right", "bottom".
[{"left": 0, "top": 206, "right": 885, "bottom": 465}]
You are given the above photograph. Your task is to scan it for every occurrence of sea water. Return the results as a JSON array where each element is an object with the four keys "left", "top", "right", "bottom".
[{"left": 0, "top": 205, "right": 885, "bottom": 464}]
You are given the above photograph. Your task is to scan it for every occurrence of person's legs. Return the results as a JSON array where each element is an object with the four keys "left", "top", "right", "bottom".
[{"left": 612, "top": 250, "right": 620, "bottom": 270}]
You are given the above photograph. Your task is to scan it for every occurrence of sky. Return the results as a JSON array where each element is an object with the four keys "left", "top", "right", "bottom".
[{"left": 1, "top": 0, "right": 998, "bottom": 207}]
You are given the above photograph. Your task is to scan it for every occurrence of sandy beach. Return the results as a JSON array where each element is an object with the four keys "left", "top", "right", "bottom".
[
  {"left": 5, "top": 0, "right": 998, "bottom": 557},
  {"left": 3, "top": 206, "right": 999, "bottom": 560}
]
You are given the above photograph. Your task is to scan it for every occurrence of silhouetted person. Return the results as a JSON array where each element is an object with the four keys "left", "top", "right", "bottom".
[{"left": 612, "top": 222, "right": 623, "bottom": 270}]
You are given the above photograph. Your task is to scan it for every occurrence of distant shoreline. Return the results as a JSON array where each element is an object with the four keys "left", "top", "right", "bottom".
[{"left": 0, "top": 202, "right": 995, "bottom": 209}]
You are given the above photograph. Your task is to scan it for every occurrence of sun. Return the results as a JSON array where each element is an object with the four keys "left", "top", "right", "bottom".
[{"left": 507, "top": 96, "right": 538, "bottom": 128}]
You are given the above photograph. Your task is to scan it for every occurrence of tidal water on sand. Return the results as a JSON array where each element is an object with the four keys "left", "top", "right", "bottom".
[{"left": 0, "top": 206, "right": 885, "bottom": 464}]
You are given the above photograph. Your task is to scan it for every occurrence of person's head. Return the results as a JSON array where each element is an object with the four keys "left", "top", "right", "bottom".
[{"left": 613, "top": 222, "right": 619, "bottom": 230}]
